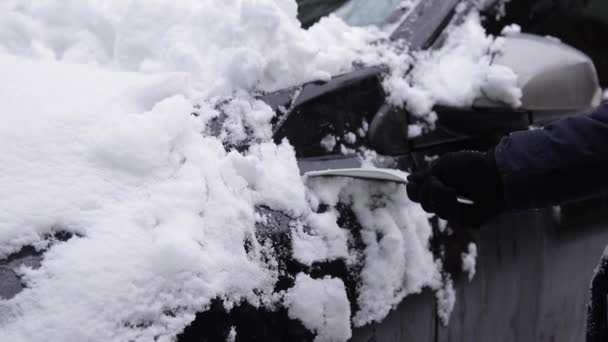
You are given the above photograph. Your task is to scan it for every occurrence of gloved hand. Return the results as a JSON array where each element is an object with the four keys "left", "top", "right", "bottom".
[{"left": 406, "top": 151, "right": 505, "bottom": 227}]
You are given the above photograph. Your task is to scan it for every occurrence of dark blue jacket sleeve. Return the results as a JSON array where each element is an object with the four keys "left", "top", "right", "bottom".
[{"left": 494, "top": 102, "right": 608, "bottom": 210}]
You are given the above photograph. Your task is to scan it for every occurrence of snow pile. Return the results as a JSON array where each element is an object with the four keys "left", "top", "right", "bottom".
[
  {"left": 383, "top": 11, "right": 522, "bottom": 128},
  {"left": 0, "top": 0, "right": 379, "bottom": 96},
  {"left": 501, "top": 23, "right": 522, "bottom": 36}
]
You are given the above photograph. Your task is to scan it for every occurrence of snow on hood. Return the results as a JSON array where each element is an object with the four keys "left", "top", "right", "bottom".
[{"left": 0, "top": 1, "right": 517, "bottom": 341}]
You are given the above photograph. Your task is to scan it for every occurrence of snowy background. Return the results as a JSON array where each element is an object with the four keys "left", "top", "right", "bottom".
[{"left": 0, "top": 0, "right": 520, "bottom": 341}]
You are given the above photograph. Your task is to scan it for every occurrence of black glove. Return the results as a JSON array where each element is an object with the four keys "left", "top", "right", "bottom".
[{"left": 406, "top": 151, "right": 505, "bottom": 226}]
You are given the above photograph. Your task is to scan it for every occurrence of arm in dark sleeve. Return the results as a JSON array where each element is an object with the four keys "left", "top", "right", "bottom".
[{"left": 494, "top": 102, "right": 608, "bottom": 210}]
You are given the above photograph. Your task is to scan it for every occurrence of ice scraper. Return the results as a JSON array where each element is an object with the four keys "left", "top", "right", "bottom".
[{"left": 304, "top": 168, "right": 475, "bottom": 205}]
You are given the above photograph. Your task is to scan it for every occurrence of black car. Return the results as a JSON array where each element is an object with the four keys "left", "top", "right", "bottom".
[{"left": 1, "top": 1, "right": 604, "bottom": 341}]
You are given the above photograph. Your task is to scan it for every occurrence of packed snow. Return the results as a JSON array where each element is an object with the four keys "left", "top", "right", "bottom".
[{"left": 0, "top": 0, "right": 522, "bottom": 341}]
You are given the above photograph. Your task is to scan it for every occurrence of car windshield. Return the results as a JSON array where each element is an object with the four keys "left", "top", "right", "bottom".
[
  {"left": 333, "top": 0, "right": 406, "bottom": 27},
  {"left": 297, "top": 0, "right": 459, "bottom": 44},
  {"left": 296, "top": 0, "right": 412, "bottom": 28}
]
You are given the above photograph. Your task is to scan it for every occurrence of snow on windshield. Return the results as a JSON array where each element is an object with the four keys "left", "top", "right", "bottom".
[{"left": 0, "top": 1, "right": 519, "bottom": 341}]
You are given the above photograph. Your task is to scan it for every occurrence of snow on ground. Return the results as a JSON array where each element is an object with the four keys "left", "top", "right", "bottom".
[{"left": 0, "top": 1, "right": 521, "bottom": 341}]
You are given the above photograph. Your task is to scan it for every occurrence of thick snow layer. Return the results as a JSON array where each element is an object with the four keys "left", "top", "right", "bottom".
[
  {"left": 286, "top": 273, "right": 351, "bottom": 342},
  {"left": 0, "top": 0, "right": 378, "bottom": 96}
]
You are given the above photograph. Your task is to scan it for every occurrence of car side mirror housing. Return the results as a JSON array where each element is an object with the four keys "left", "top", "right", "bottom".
[{"left": 475, "top": 33, "right": 602, "bottom": 112}]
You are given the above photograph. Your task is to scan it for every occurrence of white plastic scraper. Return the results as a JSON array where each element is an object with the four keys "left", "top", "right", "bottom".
[{"left": 304, "top": 168, "right": 475, "bottom": 205}]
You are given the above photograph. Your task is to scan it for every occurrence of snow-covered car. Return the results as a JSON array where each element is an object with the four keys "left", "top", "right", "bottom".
[{"left": 0, "top": 0, "right": 603, "bottom": 341}]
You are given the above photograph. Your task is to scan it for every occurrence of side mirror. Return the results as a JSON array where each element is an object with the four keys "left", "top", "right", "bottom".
[{"left": 476, "top": 33, "right": 602, "bottom": 112}]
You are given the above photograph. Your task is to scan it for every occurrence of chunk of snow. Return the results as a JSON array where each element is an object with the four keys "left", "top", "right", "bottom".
[
  {"left": 320, "top": 134, "right": 337, "bottom": 152},
  {"left": 344, "top": 132, "right": 357, "bottom": 145},
  {"left": 227, "top": 326, "right": 237, "bottom": 342},
  {"left": 340, "top": 144, "right": 356, "bottom": 156},
  {"left": 0, "top": 0, "right": 379, "bottom": 97},
  {"left": 461, "top": 243, "right": 478, "bottom": 282},
  {"left": 501, "top": 24, "right": 521, "bottom": 36},
  {"left": 286, "top": 274, "right": 352, "bottom": 342},
  {"left": 291, "top": 212, "right": 350, "bottom": 266},
  {"left": 407, "top": 124, "right": 423, "bottom": 138}
]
